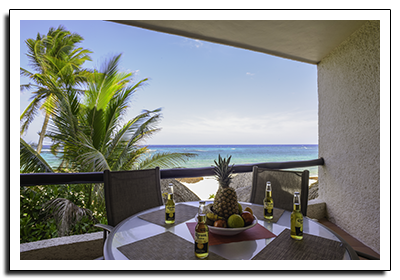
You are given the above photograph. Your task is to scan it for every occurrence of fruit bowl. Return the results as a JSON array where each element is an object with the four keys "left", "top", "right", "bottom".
[{"left": 207, "top": 215, "right": 258, "bottom": 236}]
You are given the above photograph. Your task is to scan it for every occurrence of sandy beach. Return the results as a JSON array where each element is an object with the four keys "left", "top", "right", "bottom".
[
  {"left": 178, "top": 175, "right": 318, "bottom": 200},
  {"left": 178, "top": 176, "right": 219, "bottom": 200}
]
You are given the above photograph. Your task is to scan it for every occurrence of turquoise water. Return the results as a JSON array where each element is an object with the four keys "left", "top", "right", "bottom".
[
  {"left": 41, "top": 145, "right": 318, "bottom": 176},
  {"left": 148, "top": 145, "right": 318, "bottom": 176}
]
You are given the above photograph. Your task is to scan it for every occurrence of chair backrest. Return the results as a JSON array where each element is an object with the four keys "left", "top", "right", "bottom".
[
  {"left": 103, "top": 167, "right": 163, "bottom": 227},
  {"left": 250, "top": 167, "right": 309, "bottom": 216}
]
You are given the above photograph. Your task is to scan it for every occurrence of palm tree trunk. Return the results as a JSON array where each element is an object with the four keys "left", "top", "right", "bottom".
[{"left": 36, "top": 112, "right": 50, "bottom": 154}]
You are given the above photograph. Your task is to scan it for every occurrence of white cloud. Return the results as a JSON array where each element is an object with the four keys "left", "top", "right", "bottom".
[
  {"left": 193, "top": 40, "right": 203, "bottom": 48},
  {"left": 246, "top": 72, "right": 255, "bottom": 76},
  {"left": 181, "top": 38, "right": 205, "bottom": 49},
  {"left": 149, "top": 110, "right": 318, "bottom": 144}
]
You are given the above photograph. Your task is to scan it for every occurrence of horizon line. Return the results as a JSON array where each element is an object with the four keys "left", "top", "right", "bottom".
[{"left": 145, "top": 143, "right": 318, "bottom": 146}]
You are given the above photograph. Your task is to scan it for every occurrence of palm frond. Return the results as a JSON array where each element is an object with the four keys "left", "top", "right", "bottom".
[
  {"left": 44, "top": 198, "right": 96, "bottom": 236},
  {"left": 20, "top": 96, "right": 42, "bottom": 135},
  {"left": 76, "top": 145, "right": 111, "bottom": 172},
  {"left": 121, "top": 109, "right": 163, "bottom": 148},
  {"left": 84, "top": 54, "right": 128, "bottom": 111},
  {"left": 20, "top": 138, "right": 54, "bottom": 173},
  {"left": 20, "top": 67, "right": 33, "bottom": 79},
  {"left": 105, "top": 109, "right": 162, "bottom": 170},
  {"left": 104, "top": 115, "right": 145, "bottom": 157},
  {"left": 138, "top": 152, "right": 197, "bottom": 170},
  {"left": 101, "top": 81, "right": 147, "bottom": 151},
  {"left": 48, "top": 88, "right": 81, "bottom": 141},
  {"left": 110, "top": 77, "right": 149, "bottom": 119},
  {"left": 20, "top": 83, "right": 34, "bottom": 92},
  {"left": 120, "top": 146, "right": 148, "bottom": 170}
]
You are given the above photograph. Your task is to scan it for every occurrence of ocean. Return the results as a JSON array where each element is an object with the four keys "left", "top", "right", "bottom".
[
  {"left": 40, "top": 144, "right": 319, "bottom": 177},
  {"left": 39, "top": 144, "right": 318, "bottom": 199}
]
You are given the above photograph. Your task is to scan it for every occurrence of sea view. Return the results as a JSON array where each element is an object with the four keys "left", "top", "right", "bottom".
[
  {"left": 40, "top": 144, "right": 318, "bottom": 199},
  {"left": 40, "top": 144, "right": 318, "bottom": 175},
  {"left": 148, "top": 145, "right": 318, "bottom": 175}
]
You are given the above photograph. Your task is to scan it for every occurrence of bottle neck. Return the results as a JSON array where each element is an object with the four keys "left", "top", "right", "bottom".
[
  {"left": 293, "top": 193, "right": 301, "bottom": 211},
  {"left": 198, "top": 201, "right": 206, "bottom": 222},
  {"left": 293, "top": 203, "right": 301, "bottom": 212},
  {"left": 265, "top": 182, "right": 271, "bottom": 192},
  {"left": 197, "top": 214, "right": 206, "bottom": 223}
]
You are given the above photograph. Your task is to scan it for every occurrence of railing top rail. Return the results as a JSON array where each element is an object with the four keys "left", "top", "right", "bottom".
[{"left": 20, "top": 158, "right": 324, "bottom": 186}]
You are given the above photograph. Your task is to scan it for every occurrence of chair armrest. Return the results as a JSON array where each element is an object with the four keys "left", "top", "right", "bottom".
[
  {"left": 355, "top": 250, "right": 380, "bottom": 260},
  {"left": 94, "top": 223, "right": 114, "bottom": 233}
]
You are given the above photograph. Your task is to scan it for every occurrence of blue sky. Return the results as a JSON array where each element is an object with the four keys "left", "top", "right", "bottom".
[{"left": 20, "top": 20, "right": 318, "bottom": 145}]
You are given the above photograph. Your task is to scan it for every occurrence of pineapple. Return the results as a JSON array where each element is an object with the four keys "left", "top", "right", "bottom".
[{"left": 212, "top": 155, "right": 239, "bottom": 220}]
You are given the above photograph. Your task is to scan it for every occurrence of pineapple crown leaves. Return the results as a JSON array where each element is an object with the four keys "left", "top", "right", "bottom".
[{"left": 213, "top": 154, "right": 234, "bottom": 188}]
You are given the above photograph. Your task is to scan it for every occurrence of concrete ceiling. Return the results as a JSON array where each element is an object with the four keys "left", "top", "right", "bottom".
[{"left": 110, "top": 20, "right": 368, "bottom": 64}]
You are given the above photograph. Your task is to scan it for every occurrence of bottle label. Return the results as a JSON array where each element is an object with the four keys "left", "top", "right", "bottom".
[
  {"left": 165, "top": 204, "right": 175, "bottom": 221},
  {"left": 265, "top": 201, "right": 273, "bottom": 209},
  {"left": 264, "top": 208, "right": 273, "bottom": 215},
  {"left": 165, "top": 212, "right": 175, "bottom": 221},
  {"left": 195, "top": 232, "right": 209, "bottom": 254},
  {"left": 264, "top": 201, "right": 273, "bottom": 215},
  {"left": 295, "top": 218, "right": 303, "bottom": 235}
]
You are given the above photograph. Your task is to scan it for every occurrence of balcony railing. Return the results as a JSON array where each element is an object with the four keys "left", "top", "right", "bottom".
[
  {"left": 20, "top": 158, "right": 324, "bottom": 260},
  {"left": 20, "top": 158, "right": 324, "bottom": 186}
]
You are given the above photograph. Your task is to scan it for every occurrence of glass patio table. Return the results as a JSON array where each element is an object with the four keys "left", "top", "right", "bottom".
[{"left": 103, "top": 201, "right": 358, "bottom": 260}]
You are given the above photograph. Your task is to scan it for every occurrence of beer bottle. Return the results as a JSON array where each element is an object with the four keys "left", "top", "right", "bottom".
[
  {"left": 263, "top": 181, "right": 274, "bottom": 220},
  {"left": 195, "top": 201, "right": 209, "bottom": 259},
  {"left": 165, "top": 183, "right": 175, "bottom": 224},
  {"left": 290, "top": 192, "right": 303, "bottom": 240}
]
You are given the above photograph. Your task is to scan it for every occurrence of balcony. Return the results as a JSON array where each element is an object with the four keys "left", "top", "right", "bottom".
[
  {"left": 19, "top": 158, "right": 379, "bottom": 260},
  {"left": 14, "top": 17, "right": 384, "bottom": 266}
]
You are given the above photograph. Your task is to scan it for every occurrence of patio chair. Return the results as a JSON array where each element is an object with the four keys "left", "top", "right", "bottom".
[
  {"left": 250, "top": 167, "right": 309, "bottom": 216},
  {"left": 95, "top": 167, "right": 163, "bottom": 246}
]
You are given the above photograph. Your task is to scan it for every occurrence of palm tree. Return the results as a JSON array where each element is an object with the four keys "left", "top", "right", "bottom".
[
  {"left": 20, "top": 25, "right": 92, "bottom": 154},
  {"left": 20, "top": 28, "right": 196, "bottom": 238},
  {"left": 48, "top": 54, "right": 195, "bottom": 173},
  {"left": 38, "top": 54, "right": 196, "bottom": 235}
]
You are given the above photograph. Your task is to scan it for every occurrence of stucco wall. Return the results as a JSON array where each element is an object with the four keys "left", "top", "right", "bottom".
[
  {"left": 20, "top": 232, "right": 103, "bottom": 260},
  {"left": 318, "top": 20, "right": 380, "bottom": 253}
]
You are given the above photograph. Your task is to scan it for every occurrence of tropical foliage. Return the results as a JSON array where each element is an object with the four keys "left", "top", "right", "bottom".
[
  {"left": 20, "top": 137, "right": 106, "bottom": 240},
  {"left": 20, "top": 182, "right": 104, "bottom": 243},
  {"left": 20, "top": 27, "right": 196, "bottom": 242},
  {"left": 20, "top": 25, "right": 92, "bottom": 154},
  {"left": 47, "top": 54, "right": 194, "bottom": 173},
  {"left": 20, "top": 137, "right": 53, "bottom": 173}
]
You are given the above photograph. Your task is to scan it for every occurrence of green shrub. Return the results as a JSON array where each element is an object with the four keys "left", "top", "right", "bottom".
[{"left": 20, "top": 184, "right": 104, "bottom": 243}]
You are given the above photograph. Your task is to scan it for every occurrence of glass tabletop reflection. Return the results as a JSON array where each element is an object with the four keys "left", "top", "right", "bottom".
[{"left": 104, "top": 201, "right": 354, "bottom": 260}]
